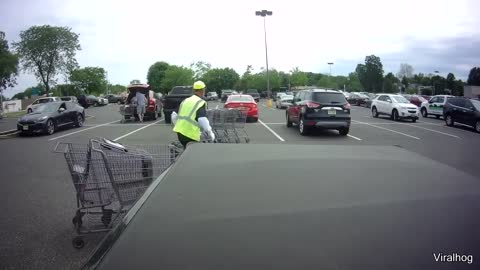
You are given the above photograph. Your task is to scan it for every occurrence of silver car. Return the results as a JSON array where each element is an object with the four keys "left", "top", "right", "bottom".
[{"left": 276, "top": 95, "right": 294, "bottom": 109}]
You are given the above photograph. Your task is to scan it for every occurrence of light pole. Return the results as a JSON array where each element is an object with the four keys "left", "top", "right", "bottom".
[
  {"left": 327, "top": 62, "right": 334, "bottom": 76},
  {"left": 433, "top": 70, "right": 439, "bottom": 95},
  {"left": 255, "top": 10, "right": 273, "bottom": 96}
]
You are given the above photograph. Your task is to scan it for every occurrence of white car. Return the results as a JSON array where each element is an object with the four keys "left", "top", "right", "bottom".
[
  {"left": 98, "top": 97, "right": 109, "bottom": 106},
  {"left": 420, "top": 95, "right": 454, "bottom": 119},
  {"left": 371, "top": 94, "right": 419, "bottom": 122},
  {"left": 275, "top": 95, "right": 294, "bottom": 109},
  {"left": 26, "top": 97, "right": 61, "bottom": 113}
]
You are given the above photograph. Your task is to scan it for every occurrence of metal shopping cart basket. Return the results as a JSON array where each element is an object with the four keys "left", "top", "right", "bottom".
[
  {"left": 206, "top": 109, "right": 249, "bottom": 143},
  {"left": 54, "top": 138, "right": 182, "bottom": 249}
]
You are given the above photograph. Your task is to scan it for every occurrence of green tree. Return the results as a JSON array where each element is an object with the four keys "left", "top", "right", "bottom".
[
  {"left": 12, "top": 92, "right": 25, "bottom": 100},
  {"left": 202, "top": 67, "right": 240, "bottom": 93},
  {"left": 446, "top": 73, "right": 456, "bottom": 91},
  {"left": 317, "top": 76, "right": 337, "bottom": 89},
  {"left": 108, "top": 84, "right": 127, "bottom": 94},
  {"left": 290, "top": 67, "right": 308, "bottom": 87},
  {"left": 431, "top": 75, "right": 446, "bottom": 94},
  {"left": 356, "top": 55, "right": 384, "bottom": 92},
  {"left": 51, "top": 84, "right": 80, "bottom": 96},
  {"left": 467, "top": 67, "right": 480, "bottom": 86},
  {"left": 0, "top": 31, "right": 19, "bottom": 91},
  {"left": 147, "top": 61, "right": 170, "bottom": 92},
  {"left": 161, "top": 65, "right": 194, "bottom": 93},
  {"left": 306, "top": 72, "right": 323, "bottom": 86},
  {"left": 130, "top": 79, "right": 141, "bottom": 84},
  {"left": 401, "top": 76, "right": 409, "bottom": 89},
  {"left": 453, "top": 80, "right": 464, "bottom": 96},
  {"left": 190, "top": 61, "right": 211, "bottom": 81},
  {"left": 346, "top": 72, "right": 362, "bottom": 91},
  {"left": 70, "top": 67, "right": 107, "bottom": 95},
  {"left": 397, "top": 63, "right": 414, "bottom": 79},
  {"left": 384, "top": 73, "right": 397, "bottom": 93},
  {"left": 13, "top": 25, "right": 81, "bottom": 92}
]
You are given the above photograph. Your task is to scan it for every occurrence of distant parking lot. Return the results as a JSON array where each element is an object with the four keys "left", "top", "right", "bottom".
[{"left": 0, "top": 100, "right": 479, "bottom": 269}]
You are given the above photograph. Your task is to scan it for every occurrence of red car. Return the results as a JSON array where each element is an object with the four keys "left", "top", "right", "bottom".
[
  {"left": 224, "top": 94, "right": 259, "bottom": 122},
  {"left": 404, "top": 95, "right": 427, "bottom": 107}
]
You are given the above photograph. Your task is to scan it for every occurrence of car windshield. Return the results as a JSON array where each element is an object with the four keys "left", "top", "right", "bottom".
[
  {"left": 471, "top": 99, "right": 480, "bottom": 111},
  {"left": 392, "top": 96, "right": 410, "bottom": 103},
  {"left": 281, "top": 95, "right": 294, "bottom": 101},
  {"left": 34, "top": 103, "right": 58, "bottom": 113},
  {"left": 228, "top": 95, "right": 254, "bottom": 102},
  {"left": 312, "top": 93, "right": 346, "bottom": 103}
]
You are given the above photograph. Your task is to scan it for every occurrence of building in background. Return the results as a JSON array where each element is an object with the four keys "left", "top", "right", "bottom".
[{"left": 464, "top": 86, "right": 480, "bottom": 99}]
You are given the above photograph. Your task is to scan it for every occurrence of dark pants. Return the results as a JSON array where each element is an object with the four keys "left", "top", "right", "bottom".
[{"left": 177, "top": 132, "right": 195, "bottom": 149}]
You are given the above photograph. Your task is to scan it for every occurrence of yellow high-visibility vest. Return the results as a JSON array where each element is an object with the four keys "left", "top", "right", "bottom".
[{"left": 173, "top": 95, "right": 206, "bottom": 141}]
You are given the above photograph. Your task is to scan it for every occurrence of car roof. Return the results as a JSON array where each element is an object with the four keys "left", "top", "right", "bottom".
[
  {"left": 228, "top": 94, "right": 253, "bottom": 99},
  {"left": 306, "top": 89, "right": 342, "bottom": 93},
  {"left": 86, "top": 144, "right": 480, "bottom": 270}
]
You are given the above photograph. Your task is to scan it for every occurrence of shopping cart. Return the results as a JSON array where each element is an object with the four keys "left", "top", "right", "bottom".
[
  {"left": 206, "top": 109, "right": 249, "bottom": 143},
  {"left": 54, "top": 138, "right": 182, "bottom": 249}
]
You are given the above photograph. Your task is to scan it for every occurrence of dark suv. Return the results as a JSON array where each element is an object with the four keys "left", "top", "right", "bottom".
[
  {"left": 286, "top": 89, "right": 351, "bottom": 135},
  {"left": 246, "top": 89, "right": 260, "bottom": 102},
  {"left": 443, "top": 97, "right": 480, "bottom": 133}
]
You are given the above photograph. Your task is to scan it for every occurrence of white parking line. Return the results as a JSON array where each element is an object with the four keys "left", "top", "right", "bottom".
[
  {"left": 347, "top": 134, "right": 362, "bottom": 141},
  {"left": 352, "top": 120, "right": 420, "bottom": 140},
  {"left": 113, "top": 119, "right": 163, "bottom": 141},
  {"left": 48, "top": 120, "right": 120, "bottom": 141},
  {"left": 402, "top": 123, "right": 461, "bottom": 139},
  {"left": 258, "top": 119, "right": 285, "bottom": 142}
]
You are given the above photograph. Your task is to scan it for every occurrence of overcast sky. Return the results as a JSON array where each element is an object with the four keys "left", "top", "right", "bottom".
[{"left": 2, "top": 0, "right": 480, "bottom": 97}]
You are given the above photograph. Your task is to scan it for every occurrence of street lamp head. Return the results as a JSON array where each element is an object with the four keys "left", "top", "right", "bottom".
[
  {"left": 327, "top": 62, "right": 334, "bottom": 65},
  {"left": 255, "top": 10, "right": 272, "bottom": 17}
]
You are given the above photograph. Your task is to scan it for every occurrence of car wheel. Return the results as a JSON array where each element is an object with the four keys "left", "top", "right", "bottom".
[
  {"left": 27, "top": 108, "right": 33, "bottom": 114},
  {"left": 75, "top": 114, "right": 84, "bottom": 127},
  {"left": 445, "top": 114, "right": 454, "bottom": 126},
  {"left": 152, "top": 109, "right": 158, "bottom": 120},
  {"left": 252, "top": 117, "right": 258, "bottom": 122},
  {"left": 435, "top": 115, "right": 440, "bottom": 119},
  {"left": 286, "top": 113, "right": 292, "bottom": 127},
  {"left": 411, "top": 118, "right": 417, "bottom": 123},
  {"left": 299, "top": 116, "right": 309, "bottom": 136},
  {"left": 164, "top": 112, "right": 172, "bottom": 124},
  {"left": 45, "top": 119, "right": 55, "bottom": 135},
  {"left": 476, "top": 121, "right": 480, "bottom": 133},
  {"left": 372, "top": 107, "right": 378, "bottom": 118},
  {"left": 158, "top": 111, "right": 162, "bottom": 118},
  {"left": 392, "top": 109, "right": 399, "bottom": 121},
  {"left": 339, "top": 127, "right": 349, "bottom": 136},
  {"left": 117, "top": 101, "right": 121, "bottom": 105},
  {"left": 421, "top": 108, "right": 428, "bottom": 117},
  {"left": 357, "top": 101, "right": 361, "bottom": 106}
]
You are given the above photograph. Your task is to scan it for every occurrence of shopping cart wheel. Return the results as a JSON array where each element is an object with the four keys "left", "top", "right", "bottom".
[{"left": 72, "top": 237, "right": 85, "bottom": 249}]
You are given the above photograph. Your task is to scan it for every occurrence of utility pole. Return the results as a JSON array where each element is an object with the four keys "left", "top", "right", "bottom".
[{"left": 255, "top": 10, "right": 273, "bottom": 96}]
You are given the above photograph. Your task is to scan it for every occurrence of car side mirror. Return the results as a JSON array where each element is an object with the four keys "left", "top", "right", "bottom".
[{"left": 59, "top": 107, "right": 66, "bottom": 113}]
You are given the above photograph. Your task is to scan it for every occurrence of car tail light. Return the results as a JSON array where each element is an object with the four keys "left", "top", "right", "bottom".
[
  {"left": 149, "top": 98, "right": 155, "bottom": 106},
  {"left": 343, "top": 103, "right": 351, "bottom": 110},
  {"left": 306, "top": 102, "right": 320, "bottom": 108},
  {"left": 251, "top": 103, "right": 257, "bottom": 109}
]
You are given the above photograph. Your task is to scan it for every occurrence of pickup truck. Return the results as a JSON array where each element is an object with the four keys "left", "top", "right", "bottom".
[{"left": 163, "top": 86, "right": 193, "bottom": 123}]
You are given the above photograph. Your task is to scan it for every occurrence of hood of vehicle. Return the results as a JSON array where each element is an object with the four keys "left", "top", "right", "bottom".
[
  {"left": 19, "top": 112, "right": 52, "bottom": 122},
  {"left": 402, "top": 104, "right": 418, "bottom": 109}
]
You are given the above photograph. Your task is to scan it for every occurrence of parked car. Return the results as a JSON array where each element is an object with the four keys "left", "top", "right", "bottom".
[
  {"left": 371, "top": 94, "right": 419, "bottom": 122},
  {"left": 276, "top": 95, "right": 294, "bottom": 109},
  {"left": 26, "top": 97, "right": 61, "bottom": 113},
  {"left": 98, "top": 96, "right": 109, "bottom": 106},
  {"left": 18, "top": 101, "right": 85, "bottom": 135},
  {"left": 286, "top": 89, "right": 351, "bottom": 136},
  {"left": 274, "top": 92, "right": 286, "bottom": 102},
  {"left": 347, "top": 93, "right": 369, "bottom": 106},
  {"left": 124, "top": 84, "right": 163, "bottom": 121},
  {"left": 60, "top": 96, "right": 78, "bottom": 103},
  {"left": 260, "top": 91, "right": 271, "bottom": 98},
  {"left": 420, "top": 95, "right": 454, "bottom": 119},
  {"left": 224, "top": 94, "right": 258, "bottom": 122},
  {"left": 162, "top": 86, "right": 193, "bottom": 123},
  {"left": 221, "top": 90, "right": 237, "bottom": 103},
  {"left": 206, "top": 92, "right": 218, "bottom": 101},
  {"left": 104, "top": 94, "right": 125, "bottom": 104},
  {"left": 443, "top": 97, "right": 480, "bottom": 133},
  {"left": 85, "top": 95, "right": 100, "bottom": 107},
  {"left": 403, "top": 95, "right": 427, "bottom": 107},
  {"left": 365, "top": 94, "right": 380, "bottom": 109},
  {"left": 246, "top": 89, "right": 260, "bottom": 102}
]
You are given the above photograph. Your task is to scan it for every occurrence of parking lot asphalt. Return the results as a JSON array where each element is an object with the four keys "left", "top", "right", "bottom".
[{"left": 1, "top": 100, "right": 479, "bottom": 269}]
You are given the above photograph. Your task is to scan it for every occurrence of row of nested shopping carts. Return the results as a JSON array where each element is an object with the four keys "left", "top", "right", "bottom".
[
  {"left": 201, "top": 108, "right": 250, "bottom": 143},
  {"left": 54, "top": 138, "right": 183, "bottom": 249}
]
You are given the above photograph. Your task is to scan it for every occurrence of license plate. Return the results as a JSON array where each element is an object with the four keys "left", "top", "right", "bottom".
[
  {"left": 22, "top": 125, "right": 28, "bottom": 131},
  {"left": 237, "top": 107, "right": 249, "bottom": 111},
  {"left": 328, "top": 110, "right": 336, "bottom": 115}
]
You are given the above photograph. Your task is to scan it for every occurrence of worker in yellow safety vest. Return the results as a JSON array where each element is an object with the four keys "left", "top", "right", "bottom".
[{"left": 172, "top": 81, "right": 215, "bottom": 148}]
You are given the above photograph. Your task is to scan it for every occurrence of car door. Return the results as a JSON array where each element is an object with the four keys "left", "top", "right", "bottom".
[
  {"left": 55, "top": 102, "right": 69, "bottom": 126},
  {"left": 428, "top": 96, "right": 444, "bottom": 115},
  {"left": 65, "top": 102, "right": 79, "bottom": 123},
  {"left": 457, "top": 99, "right": 476, "bottom": 126},
  {"left": 375, "top": 95, "right": 387, "bottom": 113},
  {"left": 289, "top": 91, "right": 304, "bottom": 123}
]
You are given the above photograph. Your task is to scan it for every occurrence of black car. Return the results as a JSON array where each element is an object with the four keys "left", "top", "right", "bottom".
[
  {"left": 221, "top": 90, "right": 236, "bottom": 102},
  {"left": 443, "top": 97, "right": 480, "bottom": 133},
  {"left": 246, "top": 89, "right": 260, "bottom": 102},
  {"left": 17, "top": 101, "right": 85, "bottom": 135},
  {"left": 347, "top": 93, "right": 369, "bottom": 106},
  {"left": 105, "top": 94, "right": 125, "bottom": 104},
  {"left": 286, "top": 89, "right": 351, "bottom": 135}
]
